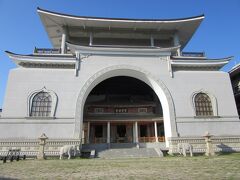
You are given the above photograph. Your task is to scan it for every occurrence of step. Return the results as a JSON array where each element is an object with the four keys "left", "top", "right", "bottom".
[
  {"left": 110, "top": 143, "right": 138, "bottom": 149},
  {"left": 97, "top": 148, "right": 163, "bottom": 159}
]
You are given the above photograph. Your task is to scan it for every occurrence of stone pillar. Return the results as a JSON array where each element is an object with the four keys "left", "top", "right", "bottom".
[
  {"left": 107, "top": 121, "right": 111, "bottom": 148},
  {"left": 173, "top": 33, "right": 181, "bottom": 56},
  {"left": 89, "top": 32, "right": 93, "bottom": 46},
  {"left": 61, "top": 27, "right": 67, "bottom": 54},
  {"left": 87, "top": 122, "right": 90, "bottom": 144},
  {"left": 37, "top": 133, "right": 48, "bottom": 160},
  {"left": 150, "top": 35, "right": 154, "bottom": 47},
  {"left": 204, "top": 132, "right": 215, "bottom": 156},
  {"left": 132, "top": 123, "right": 135, "bottom": 143},
  {"left": 154, "top": 121, "right": 159, "bottom": 142},
  {"left": 135, "top": 121, "right": 139, "bottom": 148}
]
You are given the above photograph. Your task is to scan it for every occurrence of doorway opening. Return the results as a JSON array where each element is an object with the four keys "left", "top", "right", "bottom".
[
  {"left": 83, "top": 76, "right": 165, "bottom": 144},
  {"left": 117, "top": 125, "right": 126, "bottom": 137}
]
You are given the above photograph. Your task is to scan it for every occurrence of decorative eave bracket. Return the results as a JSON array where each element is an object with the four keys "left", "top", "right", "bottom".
[
  {"left": 167, "top": 56, "right": 173, "bottom": 78},
  {"left": 75, "top": 52, "right": 91, "bottom": 77}
]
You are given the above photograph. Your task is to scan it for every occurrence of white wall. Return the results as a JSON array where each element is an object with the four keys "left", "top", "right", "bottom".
[{"left": 1, "top": 54, "right": 239, "bottom": 139}]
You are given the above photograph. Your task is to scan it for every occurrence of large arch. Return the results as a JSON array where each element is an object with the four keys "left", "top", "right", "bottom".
[{"left": 74, "top": 65, "right": 178, "bottom": 146}]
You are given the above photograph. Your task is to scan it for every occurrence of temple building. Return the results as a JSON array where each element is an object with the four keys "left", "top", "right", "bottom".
[{"left": 0, "top": 8, "right": 240, "bottom": 156}]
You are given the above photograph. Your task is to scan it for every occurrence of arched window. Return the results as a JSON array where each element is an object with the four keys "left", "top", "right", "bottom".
[
  {"left": 30, "top": 92, "right": 52, "bottom": 117},
  {"left": 194, "top": 93, "right": 213, "bottom": 116}
]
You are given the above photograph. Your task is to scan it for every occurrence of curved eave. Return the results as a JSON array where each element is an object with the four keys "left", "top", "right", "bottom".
[
  {"left": 67, "top": 42, "right": 180, "bottom": 56},
  {"left": 171, "top": 56, "right": 232, "bottom": 69},
  {"left": 229, "top": 63, "right": 240, "bottom": 76},
  {"left": 37, "top": 7, "right": 204, "bottom": 23},
  {"left": 5, "top": 51, "right": 76, "bottom": 67},
  {"left": 37, "top": 7, "right": 204, "bottom": 49}
]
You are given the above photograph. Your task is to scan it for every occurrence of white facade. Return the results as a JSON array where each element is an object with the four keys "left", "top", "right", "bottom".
[
  {"left": 1, "top": 8, "right": 240, "bottom": 154},
  {"left": 2, "top": 52, "right": 239, "bottom": 138}
]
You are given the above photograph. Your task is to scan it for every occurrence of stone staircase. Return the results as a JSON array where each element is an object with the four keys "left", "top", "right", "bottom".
[
  {"left": 97, "top": 147, "right": 163, "bottom": 159},
  {"left": 81, "top": 143, "right": 166, "bottom": 158}
]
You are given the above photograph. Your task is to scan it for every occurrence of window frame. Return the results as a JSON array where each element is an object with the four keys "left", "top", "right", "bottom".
[
  {"left": 138, "top": 108, "right": 148, "bottom": 113},
  {"left": 115, "top": 108, "right": 128, "bottom": 113},
  {"left": 27, "top": 87, "right": 58, "bottom": 118},
  {"left": 192, "top": 91, "right": 218, "bottom": 118},
  {"left": 30, "top": 92, "right": 52, "bottom": 117},
  {"left": 194, "top": 93, "right": 213, "bottom": 116},
  {"left": 94, "top": 108, "right": 104, "bottom": 113}
]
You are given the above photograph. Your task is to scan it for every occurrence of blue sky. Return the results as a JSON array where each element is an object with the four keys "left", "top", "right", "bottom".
[{"left": 0, "top": 0, "right": 240, "bottom": 108}]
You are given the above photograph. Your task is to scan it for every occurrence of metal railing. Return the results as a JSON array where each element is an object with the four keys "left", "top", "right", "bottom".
[
  {"left": 93, "top": 137, "right": 107, "bottom": 144},
  {"left": 111, "top": 137, "right": 133, "bottom": 143},
  {"left": 33, "top": 48, "right": 72, "bottom": 54},
  {"left": 86, "top": 136, "right": 165, "bottom": 144},
  {"left": 181, "top": 52, "right": 205, "bottom": 57},
  {"left": 34, "top": 48, "right": 61, "bottom": 54},
  {"left": 139, "top": 136, "right": 165, "bottom": 143},
  {"left": 139, "top": 137, "right": 156, "bottom": 142},
  {"left": 158, "top": 136, "right": 165, "bottom": 142}
]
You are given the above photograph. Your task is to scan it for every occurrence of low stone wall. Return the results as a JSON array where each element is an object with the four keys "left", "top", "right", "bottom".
[
  {"left": 1, "top": 136, "right": 240, "bottom": 157},
  {"left": 0, "top": 139, "right": 81, "bottom": 157},
  {"left": 168, "top": 136, "right": 240, "bottom": 155}
]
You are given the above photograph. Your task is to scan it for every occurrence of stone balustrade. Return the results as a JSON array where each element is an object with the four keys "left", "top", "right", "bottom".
[
  {"left": 0, "top": 138, "right": 81, "bottom": 157},
  {"left": 1, "top": 136, "right": 240, "bottom": 157},
  {"left": 168, "top": 136, "right": 240, "bottom": 155}
]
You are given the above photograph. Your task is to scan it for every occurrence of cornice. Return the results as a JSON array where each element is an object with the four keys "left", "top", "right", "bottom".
[
  {"left": 170, "top": 57, "right": 232, "bottom": 70},
  {"left": 5, "top": 51, "right": 76, "bottom": 68}
]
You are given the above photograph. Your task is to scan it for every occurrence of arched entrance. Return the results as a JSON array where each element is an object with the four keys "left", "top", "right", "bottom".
[
  {"left": 75, "top": 65, "right": 177, "bottom": 147},
  {"left": 83, "top": 76, "right": 164, "bottom": 145}
]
